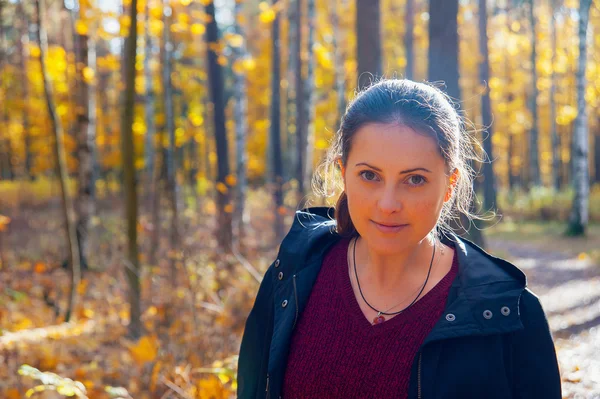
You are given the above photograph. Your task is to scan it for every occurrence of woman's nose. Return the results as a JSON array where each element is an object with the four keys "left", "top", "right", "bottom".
[{"left": 377, "top": 186, "right": 401, "bottom": 214}]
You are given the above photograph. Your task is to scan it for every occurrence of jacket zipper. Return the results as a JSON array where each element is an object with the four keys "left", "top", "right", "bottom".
[
  {"left": 417, "top": 351, "right": 423, "bottom": 399},
  {"left": 266, "top": 373, "right": 270, "bottom": 399},
  {"left": 292, "top": 275, "right": 299, "bottom": 329}
]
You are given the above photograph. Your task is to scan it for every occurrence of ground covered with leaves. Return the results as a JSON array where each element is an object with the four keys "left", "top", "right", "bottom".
[{"left": 0, "top": 194, "right": 599, "bottom": 398}]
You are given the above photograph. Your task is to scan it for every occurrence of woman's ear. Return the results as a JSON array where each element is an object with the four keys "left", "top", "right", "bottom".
[
  {"left": 444, "top": 169, "right": 459, "bottom": 203},
  {"left": 337, "top": 158, "right": 346, "bottom": 189}
]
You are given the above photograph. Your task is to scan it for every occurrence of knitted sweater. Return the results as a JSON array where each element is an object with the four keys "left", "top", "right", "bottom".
[{"left": 282, "top": 237, "right": 458, "bottom": 398}]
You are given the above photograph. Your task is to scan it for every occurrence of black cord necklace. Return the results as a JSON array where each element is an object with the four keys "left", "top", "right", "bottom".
[{"left": 352, "top": 236, "right": 435, "bottom": 325}]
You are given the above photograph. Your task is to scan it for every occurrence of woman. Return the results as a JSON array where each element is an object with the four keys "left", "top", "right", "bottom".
[{"left": 237, "top": 79, "right": 561, "bottom": 398}]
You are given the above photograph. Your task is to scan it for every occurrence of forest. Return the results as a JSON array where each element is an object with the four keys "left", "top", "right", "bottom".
[{"left": 0, "top": 0, "right": 599, "bottom": 397}]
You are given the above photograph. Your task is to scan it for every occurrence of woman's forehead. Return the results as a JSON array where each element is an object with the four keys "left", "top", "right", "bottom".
[{"left": 348, "top": 123, "right": 444, "bottom": 167}]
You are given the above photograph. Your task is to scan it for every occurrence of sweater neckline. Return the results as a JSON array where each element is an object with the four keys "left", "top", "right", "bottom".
[{"left": 336, "top": 237, "right": 458, "bottom": 334}]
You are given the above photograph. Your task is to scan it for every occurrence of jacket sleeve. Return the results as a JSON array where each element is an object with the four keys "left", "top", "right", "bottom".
[
  {"left": 511, "top": 289, "right": 562, "bottom": 398},
  {"left": 237, "top": 264, "right": 275, "bottom": 399}
]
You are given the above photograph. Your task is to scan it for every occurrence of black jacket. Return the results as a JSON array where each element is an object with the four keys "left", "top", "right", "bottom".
[{"left": 237, "top": 207, "right": 561, "bottom": 398}]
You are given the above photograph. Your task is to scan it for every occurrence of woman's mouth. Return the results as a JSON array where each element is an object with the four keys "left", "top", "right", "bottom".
[{"left": 371, "top": 220, "right": 408, "bottom": 233}]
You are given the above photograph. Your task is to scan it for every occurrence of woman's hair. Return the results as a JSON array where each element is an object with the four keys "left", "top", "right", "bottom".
[{"left": 313, "top": 78, "right": 485, "bottom": 238}]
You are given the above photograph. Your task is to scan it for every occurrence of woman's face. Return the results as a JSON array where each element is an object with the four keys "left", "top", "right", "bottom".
[{"left": 341, "top": 122, "right": 457, "bottom": 255}]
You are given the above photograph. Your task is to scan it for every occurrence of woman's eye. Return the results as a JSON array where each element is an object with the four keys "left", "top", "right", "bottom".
[
  {"left": 359, "top": 171, "right": 378, "bottom": 181},
  {"left": 407, "top": 175, "right": 426, "bottom": 186}
]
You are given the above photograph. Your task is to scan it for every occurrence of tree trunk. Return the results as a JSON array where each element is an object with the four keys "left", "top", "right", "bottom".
[
  {"left": 566, "top": 0, "right": 591, "bottom": 236},
  {"left": 404, "top": 0, "right": 414, "bottom": 80},
  {"left": 527, "top": 0, "right": 541, "bottom": 187},
  {"left": 332, "top": 0, "right": 347, "bottom": 130},
  {"left": 356, "top": 0, "right": 381, "bottom": 89},
  {"left": 550, "top": 0, "right": 560, "bottom": 191},
  {"left": 428, "top": 0, "right": 484, "bottom": 248},
  {"left": 73, "top": 7, "right": 97, "bottom": 272},
  {"left": 0, "top": 0, "right": 15, "bottom": 182},
  {"left": 205, "top": 1, "right": 232, "bottom": 252},
  {"left": 428, "top": 0, "right": 460, "bottom": 101},
  {"left": 36, "top": 0, "right": 82, "bottom": 322},
  {"left": 285, "top": 0, "right": 297, "bottom": 182},
  {"left": 17, "top": 1, "right": 33, "bottom": 180},
  {"left": 271, "top": 0, "right": 285, "bottom": 241},
  {"left": 478, "top": 0, "right": 496, "bottom": 212},
  {"left": 120, "top": 0, "right": 142, "bottom": 338},
  {"left": 163, "top": 1, "right": 180, "bottom": 282},
  {"left": 302, "top": 0, "right": 316, "bottom": 194},
  {"left": 295, "top": 0, "right": 306, "bottom": 201},
  {"left": 233, "top": 0, "right": 249, "bottom": 245},
  {"left": 595, "top": 127, "right": 600, "bottom": 184},
  {"left": 144, "top": 0, "right": 156, "bottom": 199}
]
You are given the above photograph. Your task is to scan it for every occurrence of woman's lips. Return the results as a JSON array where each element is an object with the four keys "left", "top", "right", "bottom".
[{"left": 371, "top": 220, "right": 408, "bottom": 233}]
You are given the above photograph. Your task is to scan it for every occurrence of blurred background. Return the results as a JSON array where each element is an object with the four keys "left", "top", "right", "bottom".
[{"left": 0, "top": 0, "right": 599, "bottom": 397}]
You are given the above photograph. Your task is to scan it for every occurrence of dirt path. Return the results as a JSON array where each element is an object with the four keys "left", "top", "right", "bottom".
[{"left": 487, "top": 239, "right": 600, "bottom": 399}]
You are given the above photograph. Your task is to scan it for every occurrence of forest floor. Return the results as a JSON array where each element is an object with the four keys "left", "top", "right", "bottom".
[
  {"left": 486, "top": 221, "right": 600, "bottom": 399},
  {"left": 0, "top": 193, "right": 599, "bottom": 398}
]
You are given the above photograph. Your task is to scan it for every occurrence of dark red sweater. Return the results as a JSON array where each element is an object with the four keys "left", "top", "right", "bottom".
[{"left": 282, "top": 237, "right": 458, "bottom": 398}]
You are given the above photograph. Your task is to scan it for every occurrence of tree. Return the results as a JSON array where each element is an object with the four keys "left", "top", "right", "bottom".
[
  {"left": 404, "top": 0, "right": 414, "bottom": 80},
  {"left": 285, "top": 0, "right": 297, "bottom": 182},
  {"left": 17, "top": 0, "right": 33, "bottom": 180},
  {"left": 303, "top": 0, "right": 316, "bottom": 194},
  {"left": 428, "top": 0, "right": 484, "bottom": 248},
  {"left": 233, "top": 0, "right": 249, "bottom": 245},
  {"left": 294, "top": 0, "right": 316, "bottom": 201},
  {"left": 120, "top": 0, "right": 142, "bottom": 338},
  {"left": 356, "top": 0, "right": 381, "bottom": 89},
  {"left": 143, "top": 0, "right": 156, "bottom": 194},
  {"left": 566, "top": 0, "right": 592, "bottom": 236},
  {"left": 478, "top": 0, "right": 496, "bottom": 212},
  {"left": 73, "top": 1, "right": 98, "bottom": 271},
  {"left": 549, "top": 0, "right": 561, "bottom": 191},
  {"left": 428, "top": 0, "right": 460, "bottom": 101},
  {"left": 36, "top": 0, "right": 82, "bottom": 322},
  {"left": 163, "top": 0, "right": 179, "bottom": 282},
  {"left": 205, "top": 0, "right": 232, "bottom": 251},
  {"left": 331, "top": 0, "right": 347, "bottom": 129},
  {"left": 527, "top": 0, "right": 541, "bottom": 187},
  {"left": 270, "top": 0, "right": 284, "bottom": 240}
]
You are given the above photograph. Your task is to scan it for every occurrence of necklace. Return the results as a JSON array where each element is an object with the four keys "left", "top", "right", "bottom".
[{"left": 352, "top": 236, "right": 436, "bottom": 325}]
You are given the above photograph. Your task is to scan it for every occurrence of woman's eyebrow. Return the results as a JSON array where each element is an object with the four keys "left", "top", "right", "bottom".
[{"left": 355, "top": 162, "right": 432, "bottom": 174}]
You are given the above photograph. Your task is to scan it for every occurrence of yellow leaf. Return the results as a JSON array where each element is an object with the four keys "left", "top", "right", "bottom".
[
  {"left": 217, "top": 55, "right": 228, "bottom": 66},
  {"left": 216, "top": 182, "right": 228, "bottom": 194},
  {"left": 228, "top": 34, "right": 244, "bottom": 48},
  {"left": 224, "top": 204, "right": 233, "bottom": 213},
  {"left": 82, "top": 66, "right": 95, "bottom": 83},
  {"left": 577, "top": 253, "right": 588, "bottom": 260},
  {"left": 75, "top": 20, "right": 88, "bottom": 35},
  {"left": 191, "top": 23, "right": 206, "bottom": 35},
  {"left": 259, "top": 8, "right": 276, "bottom": 24},
  {"left": 127, "top": 335, "right": 159, "bottom": 365},
  {"left": 242, "top": 57, "right": 256, "bottom": 71}
]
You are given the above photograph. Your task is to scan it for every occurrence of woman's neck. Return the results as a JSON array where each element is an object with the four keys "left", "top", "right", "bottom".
[{"left": 354, "top": 235, "right": 439, "bottom": 294}]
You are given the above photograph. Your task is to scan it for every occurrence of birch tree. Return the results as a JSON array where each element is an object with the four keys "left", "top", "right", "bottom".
[
  {"left": 233, "top": 0, "right": 249, "bottom": 244},
  {"left": 566, "top": 0, "right": 592, "bottom": 236}
]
